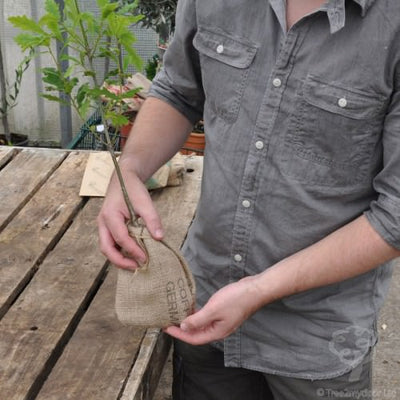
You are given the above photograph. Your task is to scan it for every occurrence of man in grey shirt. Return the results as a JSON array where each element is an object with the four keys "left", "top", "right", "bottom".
[{"left": 98, "top": 0, "right": 400, "bottom": 398}]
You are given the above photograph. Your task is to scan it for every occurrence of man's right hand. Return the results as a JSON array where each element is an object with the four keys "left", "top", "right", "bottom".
[
  {"left": 97, "top": 97, "right": 195, "bottom": 269},
  {"left": 97, "top": 163, "right": 164, "bottom": 270}
]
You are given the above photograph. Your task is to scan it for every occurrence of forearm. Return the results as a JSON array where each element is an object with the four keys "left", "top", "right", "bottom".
[
  {"left": 118, "top": 96, "right": 193, "bottom": 182},
  {"left": 252, "top": 215, "right": 400, "bottom": 307}
]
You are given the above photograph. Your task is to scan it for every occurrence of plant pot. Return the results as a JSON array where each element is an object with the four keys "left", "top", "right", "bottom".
[
  {"left": 0, "top": 133, "right": 29, "bottom": 146},
  {"left": 119, "top": 122, "right": 134, "bottom": 150},
  {"left": 180, "top": 132, "right": 205, "bottom": 156}
]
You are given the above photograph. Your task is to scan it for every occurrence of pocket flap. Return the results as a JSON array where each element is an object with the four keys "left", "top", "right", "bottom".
[
  {"left": 193, "top": 26, "right": 257, "bottom": 69},
  {"left": 303, "top": 75, "right": 385, "bottom": 120}
]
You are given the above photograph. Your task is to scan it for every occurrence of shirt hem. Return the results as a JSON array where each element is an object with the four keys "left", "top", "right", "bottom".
[{"left": 238, "top": 343, "right": 375, "bottom": 381}]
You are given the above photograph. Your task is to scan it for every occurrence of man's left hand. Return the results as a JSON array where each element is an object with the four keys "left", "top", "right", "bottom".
[{"left": 164, "top": 277, "right": 262, "bottom": 345}]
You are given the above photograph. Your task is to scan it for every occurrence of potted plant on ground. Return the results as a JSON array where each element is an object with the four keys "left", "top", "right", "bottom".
[
  {"left": 0, "top": 43, "right": 31, "bottom": 146},
  {"left": 133, "top": 0, "right": 178, "bottom": 52},
  {"left": 180, "top": 120, "right": 205, "bottom": 156}
]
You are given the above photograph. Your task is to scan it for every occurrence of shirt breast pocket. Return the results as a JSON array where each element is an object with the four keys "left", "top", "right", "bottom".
[
  {"left": 193, "top": 26, "right": 257, "bottom": 123},
  {"left": 281, "top": 75, "right": 386, "bottom": 187}
]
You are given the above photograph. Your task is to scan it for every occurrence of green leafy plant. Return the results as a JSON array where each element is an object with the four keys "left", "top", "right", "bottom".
[
  {"left": 119, "top": 0, "right": 177, "bottom": 47},
  {"left": 144, "top": 53, "right": 160, "bottom": 81},
  {"left": 121, "top": 0, "right": 177, "bottom": 34},
  {"left": 0, "top": 46, "right": 32, "bottom": 144},
  {"left": 9, "top": 0, "right": 145, "bottom": 223}
]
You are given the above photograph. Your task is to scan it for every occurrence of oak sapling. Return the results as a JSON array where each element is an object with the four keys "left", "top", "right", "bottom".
[{"left": 9, "top": 0, "right": 143, "bottom": 220}]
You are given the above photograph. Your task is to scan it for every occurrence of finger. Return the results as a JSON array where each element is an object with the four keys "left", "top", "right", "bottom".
[
  {"left": 101, "top": 210, "right": 148, "bottom": 261},
  {"left": 179, "top": 307, "right": 214, "bottom": 332},
  {"left": 130, "top": 187, "right": 164, "bottom": 240},
  {"left": 98, "top": 221, "right": 139, "bottom": 269},
  {"left": 164, "top": 325, "right": 216, "bottom": 346}
]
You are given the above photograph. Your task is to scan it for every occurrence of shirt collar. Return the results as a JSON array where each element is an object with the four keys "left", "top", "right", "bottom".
[
  {"left": 324, "top": 0, "right": 376, "bottom": 34},
  {"left": 352, "top": 0, "right": 376, "bottom": 17}
]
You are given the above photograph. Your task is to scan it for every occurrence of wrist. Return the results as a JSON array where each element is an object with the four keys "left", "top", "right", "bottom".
[
  {"left": 117, "top": 155, "right": 148, "bottom": 183},
  {"left": 238, "top": 274, "right": 271, "bottom": 314}
]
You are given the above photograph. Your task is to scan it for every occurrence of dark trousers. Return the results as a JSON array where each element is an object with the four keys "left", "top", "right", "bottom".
[{"left": 172, "top": 339, "right": 372, "bottom": 400}]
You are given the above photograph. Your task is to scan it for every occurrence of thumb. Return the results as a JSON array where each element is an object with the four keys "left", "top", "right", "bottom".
[
  {"left": 141, "top": 207, "right": 164, "bottom": 240},
  {"left": 180, "top": 307, "right": 214, "bottom": 332},
  {"left": 131, "top": 186, "right": 164, "bottom": 240}
]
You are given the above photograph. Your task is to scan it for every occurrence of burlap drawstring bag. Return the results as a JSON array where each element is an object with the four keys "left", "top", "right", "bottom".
[{"left": 115, "top": 222, "right": 196, "bottom": 328}]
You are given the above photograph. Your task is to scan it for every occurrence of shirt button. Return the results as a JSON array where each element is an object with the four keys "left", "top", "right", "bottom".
[
  {"left": 242, "top": 199, "right": 251, "bottom": 208},
  {"left": 216, "top": 44, "right": 224, "bottom": 54},
  {"left": 234, "top": 254, "right": 243, "bottom": 262},
  {"left": 338, "top": 97, "right": 347, "bottom": 108},
  {"left": 255, "top": 141, "right": 264, "bottom": 150},
  {"left": 272, "top": 78, "right": 282, "bottom": 88}
]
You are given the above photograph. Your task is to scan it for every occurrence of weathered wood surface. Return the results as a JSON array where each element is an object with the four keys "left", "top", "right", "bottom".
[
  {"left": 0, "top": 148, "right": 66, "bottom": 231},
  {"left": 0, "top": 146, "right": 15, "bottom": 169},
  {"left": 0, "top": 147, "right": 203, "bottom": 400},
  {"left": 37, "top": 157, "right": 202, "bottom": 400},
  {"left": 0, "top": 152, "right": 88, "bottom": 319}
]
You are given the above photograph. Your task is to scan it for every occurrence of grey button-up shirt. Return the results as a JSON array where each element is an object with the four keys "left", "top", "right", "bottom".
[{"left": 149, "top": 0, "right": 400, "bottom": 379}]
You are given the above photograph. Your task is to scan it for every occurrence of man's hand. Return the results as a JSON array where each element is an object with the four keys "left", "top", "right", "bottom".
[
  {"left": 165, "top": 215, "right": 400, "bottom": 345},
  {"left": 164, "top": 276, "right": 262, "bottom": 345},
  {"left": 97, "top": 165, "right": 163, "bottom": 270},
  {"left": 97, "top": 97, "right": 195, "bottom": 270}
]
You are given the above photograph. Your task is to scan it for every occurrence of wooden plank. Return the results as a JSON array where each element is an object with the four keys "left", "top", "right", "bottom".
[
  {"left": 0, "top": 148, "right": 67, "bottom": 232},
  {"left": 0, "top": 146, "right": 16, "bottom": 169},
  {"left": 122, "top": 329, "right": 172, "bottom": 400},
  {"left": 35, "top": 268, "right": 147, "bottom": 400},
  {"left": 0, "top": 198, "right": 107, "bottom": 400},
  {"left": 0, "top": 152, "right": 89, "bottom": 319},
  {"left": 36, "top": 156, "right": 203, "bottom": 400}
]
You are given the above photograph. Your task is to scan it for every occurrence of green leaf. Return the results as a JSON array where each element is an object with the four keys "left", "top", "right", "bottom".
[
  {"left": 64, "top": 77, "right": 79, "bottom": 94},
  {"left": 119, "top": 88, "right": 140, "bottom": 99},
  {"left": 64, "top": 65, "right": 75, "bottom": 79},
  {"left": 105, "top": 111, "right": 129, "bottom": 129},
  {"left": 8, "top": 15, "right": 46, "bottom": 35},
  {"left": 60, "top": 54, "right": 81, "bottom": 65},
  {"left": 96, "top": 0, "right": 109, "bottom": 9},
  {"left": 76, "top": 83, "right": 90, "bottom": 106},
  {"left": 93, "top": 87, "right": 119, "bottom": 101},
  {"left": 41, "top": 93, "right": 63, "bottom": 103},
  {"left": 83, "top": 70, "right": 96, "bottom": 78},
  {"left": 45, "top": 0, "right": 61, "bottom": 19},
  {"left": 123, "top": 50, "right": 143, "bottom": 71},
  {"left": 101, "top": 3, "right": 119, "bottom": 20},
  {"left": 78, "top": 99, "right": 91, "bottom": 119},
  {"left": 39, "top": 14, "right": 63, "bottom": 41},
  {"left": 42, "top": 67, "right": 65, "bottom": 91},
  {"left": 80, "top": 12, "right": 97, "bottom": 35},
  {"left": 14, "top": 33, "right": 50, "bottom": 51},
  {"left": 104, "top": 68, "right": 120, "bottom": 80}
]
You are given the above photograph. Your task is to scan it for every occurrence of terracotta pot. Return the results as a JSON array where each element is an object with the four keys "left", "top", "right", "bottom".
[
  {"left": 180, "top": 132, "right": 205, "bottom": 155},
  {"left": 119, "top": 122, "right": 133, "bottom": 150}
]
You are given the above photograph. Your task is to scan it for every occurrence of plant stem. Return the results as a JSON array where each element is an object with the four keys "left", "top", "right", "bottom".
[
  {"left": 101, "top": 117, "right": 138, "bottom": 226},
  {"left": 0, "top": 40, "right": 11, "bottom": 143},
  {"left": 72, "top": 0, "right": 99, "bottom": 88}
]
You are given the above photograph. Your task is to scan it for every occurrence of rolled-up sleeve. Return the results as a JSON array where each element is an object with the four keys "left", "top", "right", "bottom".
[
  {"left": 148, "top": 0, "right": 204, "bottom": 125},
  {"left": 365, "top": 66, "right": 400, "bottom": 249}
]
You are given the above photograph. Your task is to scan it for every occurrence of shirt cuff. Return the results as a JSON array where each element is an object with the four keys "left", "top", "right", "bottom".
[
  {"left": 364, "top": 195, "right": 400, "bottom": 250},
  {"left": 148, "top": 69, "right": 203, "bottom": 126}
]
